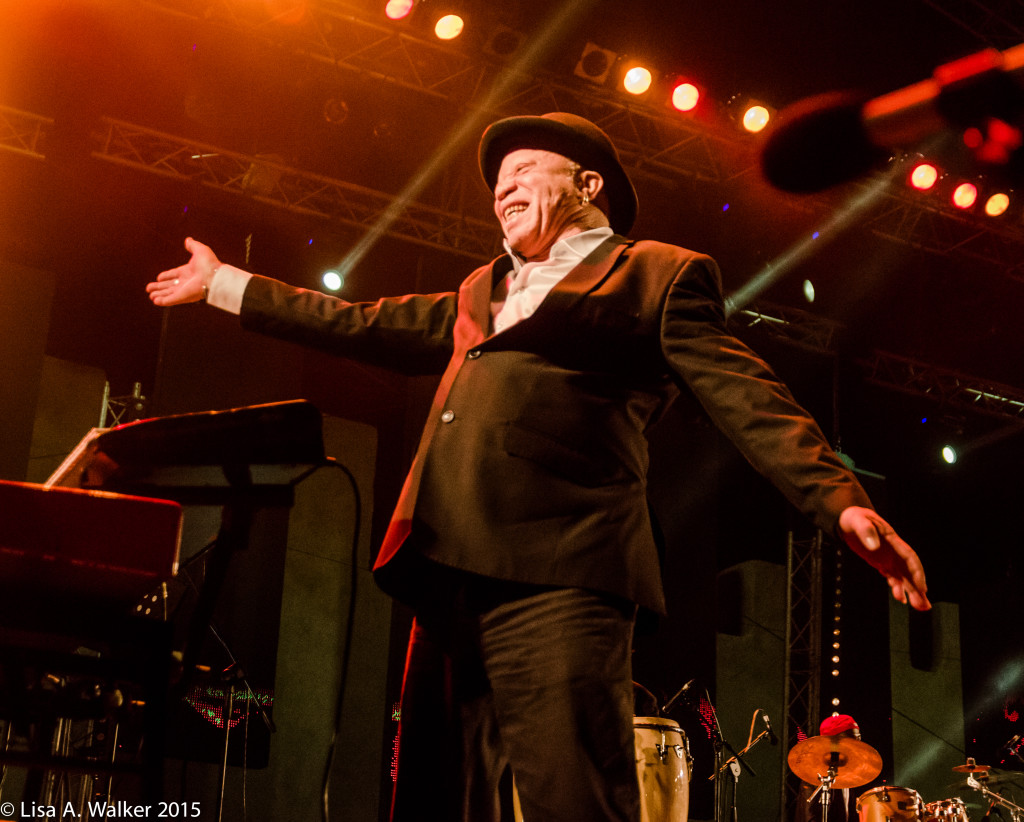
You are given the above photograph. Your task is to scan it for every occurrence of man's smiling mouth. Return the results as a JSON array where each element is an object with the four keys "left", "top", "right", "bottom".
[{"left": 503, "top": 204, "right": 528, "bottom": 222}]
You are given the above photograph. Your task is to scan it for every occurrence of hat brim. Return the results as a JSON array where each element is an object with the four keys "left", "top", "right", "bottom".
[{"left": 479, "top": 115, "right": 638, "bottom": 235}]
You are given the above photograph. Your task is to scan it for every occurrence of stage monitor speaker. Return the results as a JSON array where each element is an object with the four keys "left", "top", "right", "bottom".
[
  {"left": 0, "top": 261, "right": 55, "bottom": 481},
  {"left": 163, "top": 414, "right": 393, "bottom": 821}
]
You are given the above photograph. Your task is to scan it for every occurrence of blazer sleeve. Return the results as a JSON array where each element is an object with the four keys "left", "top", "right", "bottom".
[
  {"left": 238, "top": 274, "right": 459, "bottom": 376},
  {"left": 658, "top": 253, "right": 872, "bottom": 536}
]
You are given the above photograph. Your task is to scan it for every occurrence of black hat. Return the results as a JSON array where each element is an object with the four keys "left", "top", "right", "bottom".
[{"left": 478, "top": 112, "right": 638, "bottom": 234}]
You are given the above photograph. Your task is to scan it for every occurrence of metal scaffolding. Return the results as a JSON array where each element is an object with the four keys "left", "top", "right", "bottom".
[
  {"left": 782, "top": 529, "right": 824, "bottom": 822},
  {"left": 93, "top": 116, "right": 504, "bottom": 261},
  {"left": 730, "top": 302, "right": 1024, "bottom": 425},
  {"left": 920, "top": 0, "right": 1024, "bottom": 47},
  {"left": 136, "top": 0, "right": 1024, "bottom": 274},
  {"left": 0, "top": 106, "right": 51, "bottom": 161}
]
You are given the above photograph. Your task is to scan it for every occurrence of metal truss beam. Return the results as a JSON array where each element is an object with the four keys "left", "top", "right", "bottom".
[
  {"left": 731, "top": 301, "right": 1024, "bottom": 424},
  {"left": 0, "top": 106, "right": 51, "bottom": 161},
  {"left": 782, "top": 530, "right": 823, "bottom": 822},
  {"left": 93, "top": 116, "right": 503, "bottom": 261},
  {"left": 7, "top": 100, "right": 1024, "bottom": 422},
  {"left": 137, "top": 0, "right": 1024, "bottom": 277},
  {"left": 142, "top": 0, "right": 730, "bottom": 186},
  {"left": 860, "top": 350, "right": 1024, "bottom": 421},
  {"left": 860, "top": 186, "right": 1024, "bottom": 280},
  {"left": 919, "top": 0, "right": 1024, "bottom": 48},
  {"left": 732, "top": 306, "right": 841, "bottom": 355}
]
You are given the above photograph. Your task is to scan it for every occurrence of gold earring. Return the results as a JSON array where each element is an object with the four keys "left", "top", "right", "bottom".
[{"left": 582, "top": 192, "right": 590, "bottom": 206}]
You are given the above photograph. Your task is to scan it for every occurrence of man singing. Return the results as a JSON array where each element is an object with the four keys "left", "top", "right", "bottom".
[{"left": 148, "top": 112, "right": 929, "bottom": 822}]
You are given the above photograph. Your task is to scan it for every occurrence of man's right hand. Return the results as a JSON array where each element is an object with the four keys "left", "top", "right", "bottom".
[{"left": 146, "top": 237, "right": 220, "bottom": 306}]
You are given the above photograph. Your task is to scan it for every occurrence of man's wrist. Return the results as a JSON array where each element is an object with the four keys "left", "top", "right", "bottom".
[{"left": 206, "top": 263, "right": 252, "bottom": 315}]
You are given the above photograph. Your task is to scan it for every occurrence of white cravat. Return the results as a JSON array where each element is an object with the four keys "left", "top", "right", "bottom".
[{"left": 490, "top": 226, "right": 613, "bottom": 334}]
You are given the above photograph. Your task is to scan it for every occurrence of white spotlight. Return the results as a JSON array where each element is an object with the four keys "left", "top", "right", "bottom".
[{"left": 322, "top": 270, "right": 344, "bottom": 292}]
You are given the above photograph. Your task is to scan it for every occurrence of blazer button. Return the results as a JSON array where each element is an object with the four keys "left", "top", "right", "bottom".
[
  {"left": 441, "top": 410, "right": 455, "bottom": 423},
  {"left": 466, "top": 349, "right": 481, "bottom": 359}
]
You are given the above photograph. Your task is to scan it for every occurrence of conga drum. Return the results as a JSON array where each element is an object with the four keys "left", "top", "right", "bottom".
[
  {"left": 634, "top": 716, "right": 691, "bottom": 822},
  {"left": 512, "top": 716, "right": 692, "bottom": 821},
  {"left": 856, "top": 786, "right": 923, "bottom": 822}
]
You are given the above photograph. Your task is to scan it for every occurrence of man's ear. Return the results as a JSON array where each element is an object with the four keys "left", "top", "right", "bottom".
[{"left": 578, "top": 169, "right": 605, "bottom": 202}]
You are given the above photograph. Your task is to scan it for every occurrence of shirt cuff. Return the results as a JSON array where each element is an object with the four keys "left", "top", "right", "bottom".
[{"left": 206, "top": 263, "right": 253, "bottom": 315}]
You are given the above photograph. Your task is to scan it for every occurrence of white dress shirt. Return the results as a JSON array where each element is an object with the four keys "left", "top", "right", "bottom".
[{"left": 491, "top": 226, "right": 613, "bottom": 334}]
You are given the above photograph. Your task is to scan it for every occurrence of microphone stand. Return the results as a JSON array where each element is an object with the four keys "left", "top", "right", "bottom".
[{"left": 705, "top": 692, "right": 756, "bottom": 822}]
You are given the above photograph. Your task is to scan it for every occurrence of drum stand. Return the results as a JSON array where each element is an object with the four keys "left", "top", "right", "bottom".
[
  {"left": 804, "top": 757, "right": 840, "bottom": 822},
  {"left": 967, "top": 773, "right": 1024, "bottom": 822}
]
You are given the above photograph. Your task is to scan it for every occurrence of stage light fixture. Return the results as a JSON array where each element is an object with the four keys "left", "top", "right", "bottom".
[
  {"left": 384, "top": 0, "right": 416, "bottom": 20},
  {"left": 741, "top": 104, "right": 772, "bottom": 133},
  {"left": 725, "top": 95, "right": 775, "bottom": 134},
  {"left": 941, "top": 444, "right": 958, "bottom": 465},
  {"left": 909, "top": 162, "right": 939, "bottom": 191},
  {"left": 484, "top": 25, "right": 524, "bottom": 58},
  {"left": 322, "top": 270, "right": 344, "bottom": 292},
  {"left": 622, "top": 65, "right": 653, "bottom": 95},
  {"left": 951, "top": 181, "right": 978, "bottom": 210},
  {"left": 984, "top": 191, "right": 1011, "bottom": 217},
  {"left": 322, "top": 98, "right": 349, "bottom": 125},
  {"left": 670, "top": 81, "right": 700, "bottom": 112},
  {"left": 574, "top": 42, "right": 618, "bottom": 85},
  {"left": 434, "top": 13, "right": 464, "bottom": 40}
]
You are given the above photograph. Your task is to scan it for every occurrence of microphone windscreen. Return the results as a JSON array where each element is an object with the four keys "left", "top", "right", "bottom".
[{"left": 760, "top": 91, "right": 890, "bottom": 192}]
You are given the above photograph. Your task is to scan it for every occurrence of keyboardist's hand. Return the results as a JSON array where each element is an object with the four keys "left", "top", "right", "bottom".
[{"left": 147, "top": 237, "right": 220, "bottom": 306}]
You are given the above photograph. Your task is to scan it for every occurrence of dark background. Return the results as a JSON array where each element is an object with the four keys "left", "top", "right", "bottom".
[{"left": 1, "top": 0, "right": 1022, "bottom": 817}]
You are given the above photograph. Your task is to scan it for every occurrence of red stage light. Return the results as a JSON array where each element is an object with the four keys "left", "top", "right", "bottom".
[{"left": 671, "top": 82, "right": 699, "bottom": 112}]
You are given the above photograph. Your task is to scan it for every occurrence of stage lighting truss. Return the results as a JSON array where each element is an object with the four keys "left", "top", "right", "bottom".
[
  {"left": 0, "top": 106, "right": 51, "bottom": 160},
  {"left": 905, "top": 156, "right": 1017, "bottom": 221},
  {"left": 90, "top": 117, "right": 503, "bottom": 262},
  {"left": 37, "top": 2, "right": 1024, "bottom": 279}
]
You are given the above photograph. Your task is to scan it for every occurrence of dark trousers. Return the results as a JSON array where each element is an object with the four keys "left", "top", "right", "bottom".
[{"left": 390, "top": 580, "right": 640, "bottom": 822}]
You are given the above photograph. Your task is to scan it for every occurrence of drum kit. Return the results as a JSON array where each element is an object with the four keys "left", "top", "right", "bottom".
[
  {"left": 787, "top": 736, "right": 1024, "bottom": 822},
  {"left": 624, "top": 678, "right": 1024, "bottom": 822}
]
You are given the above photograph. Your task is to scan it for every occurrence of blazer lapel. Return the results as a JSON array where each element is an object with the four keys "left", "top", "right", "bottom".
[{"left": 541, "top": 234, "right": 631, "bottom": 312}]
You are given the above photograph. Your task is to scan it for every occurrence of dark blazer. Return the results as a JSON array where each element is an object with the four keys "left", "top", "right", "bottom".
[{"left": 239, "top": 235, "right": 870, "bottom": 613}]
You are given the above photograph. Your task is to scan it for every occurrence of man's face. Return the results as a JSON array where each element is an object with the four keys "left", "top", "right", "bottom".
[{"left": 493, "top": 148, "right": 587, "bottom": 262}]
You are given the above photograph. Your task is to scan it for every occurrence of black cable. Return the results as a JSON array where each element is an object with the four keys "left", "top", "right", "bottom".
[{"left": 317, "top": 457, "right": 363, "bottom": 822}]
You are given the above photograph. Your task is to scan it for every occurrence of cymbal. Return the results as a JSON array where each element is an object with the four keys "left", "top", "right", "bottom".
[
  {"left": 953, "top": 762, "right": 991, "bottom": 774},
  {"left": 788, "top": 735, "right": 883, "bottom": 789},
  {"left": 949, "top": 769, "right": 1024, "bottom": 791}
]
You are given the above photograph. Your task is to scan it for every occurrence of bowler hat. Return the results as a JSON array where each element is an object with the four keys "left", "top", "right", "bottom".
[{"left": 478, "top": 112, "right": 638, "bottom": 234}]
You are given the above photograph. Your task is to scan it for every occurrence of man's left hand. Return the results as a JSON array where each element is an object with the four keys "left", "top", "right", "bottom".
[{"left": 837, "top": 506, "right": 931, "bottom": 611}]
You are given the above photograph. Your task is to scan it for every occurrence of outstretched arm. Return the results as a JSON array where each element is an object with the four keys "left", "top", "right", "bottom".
[
  {"left": 146, "top": 237, "right": 222, "bottom": 306},
  {"left": 838, "top": 506, "right": 931, "bottom": 611}
]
